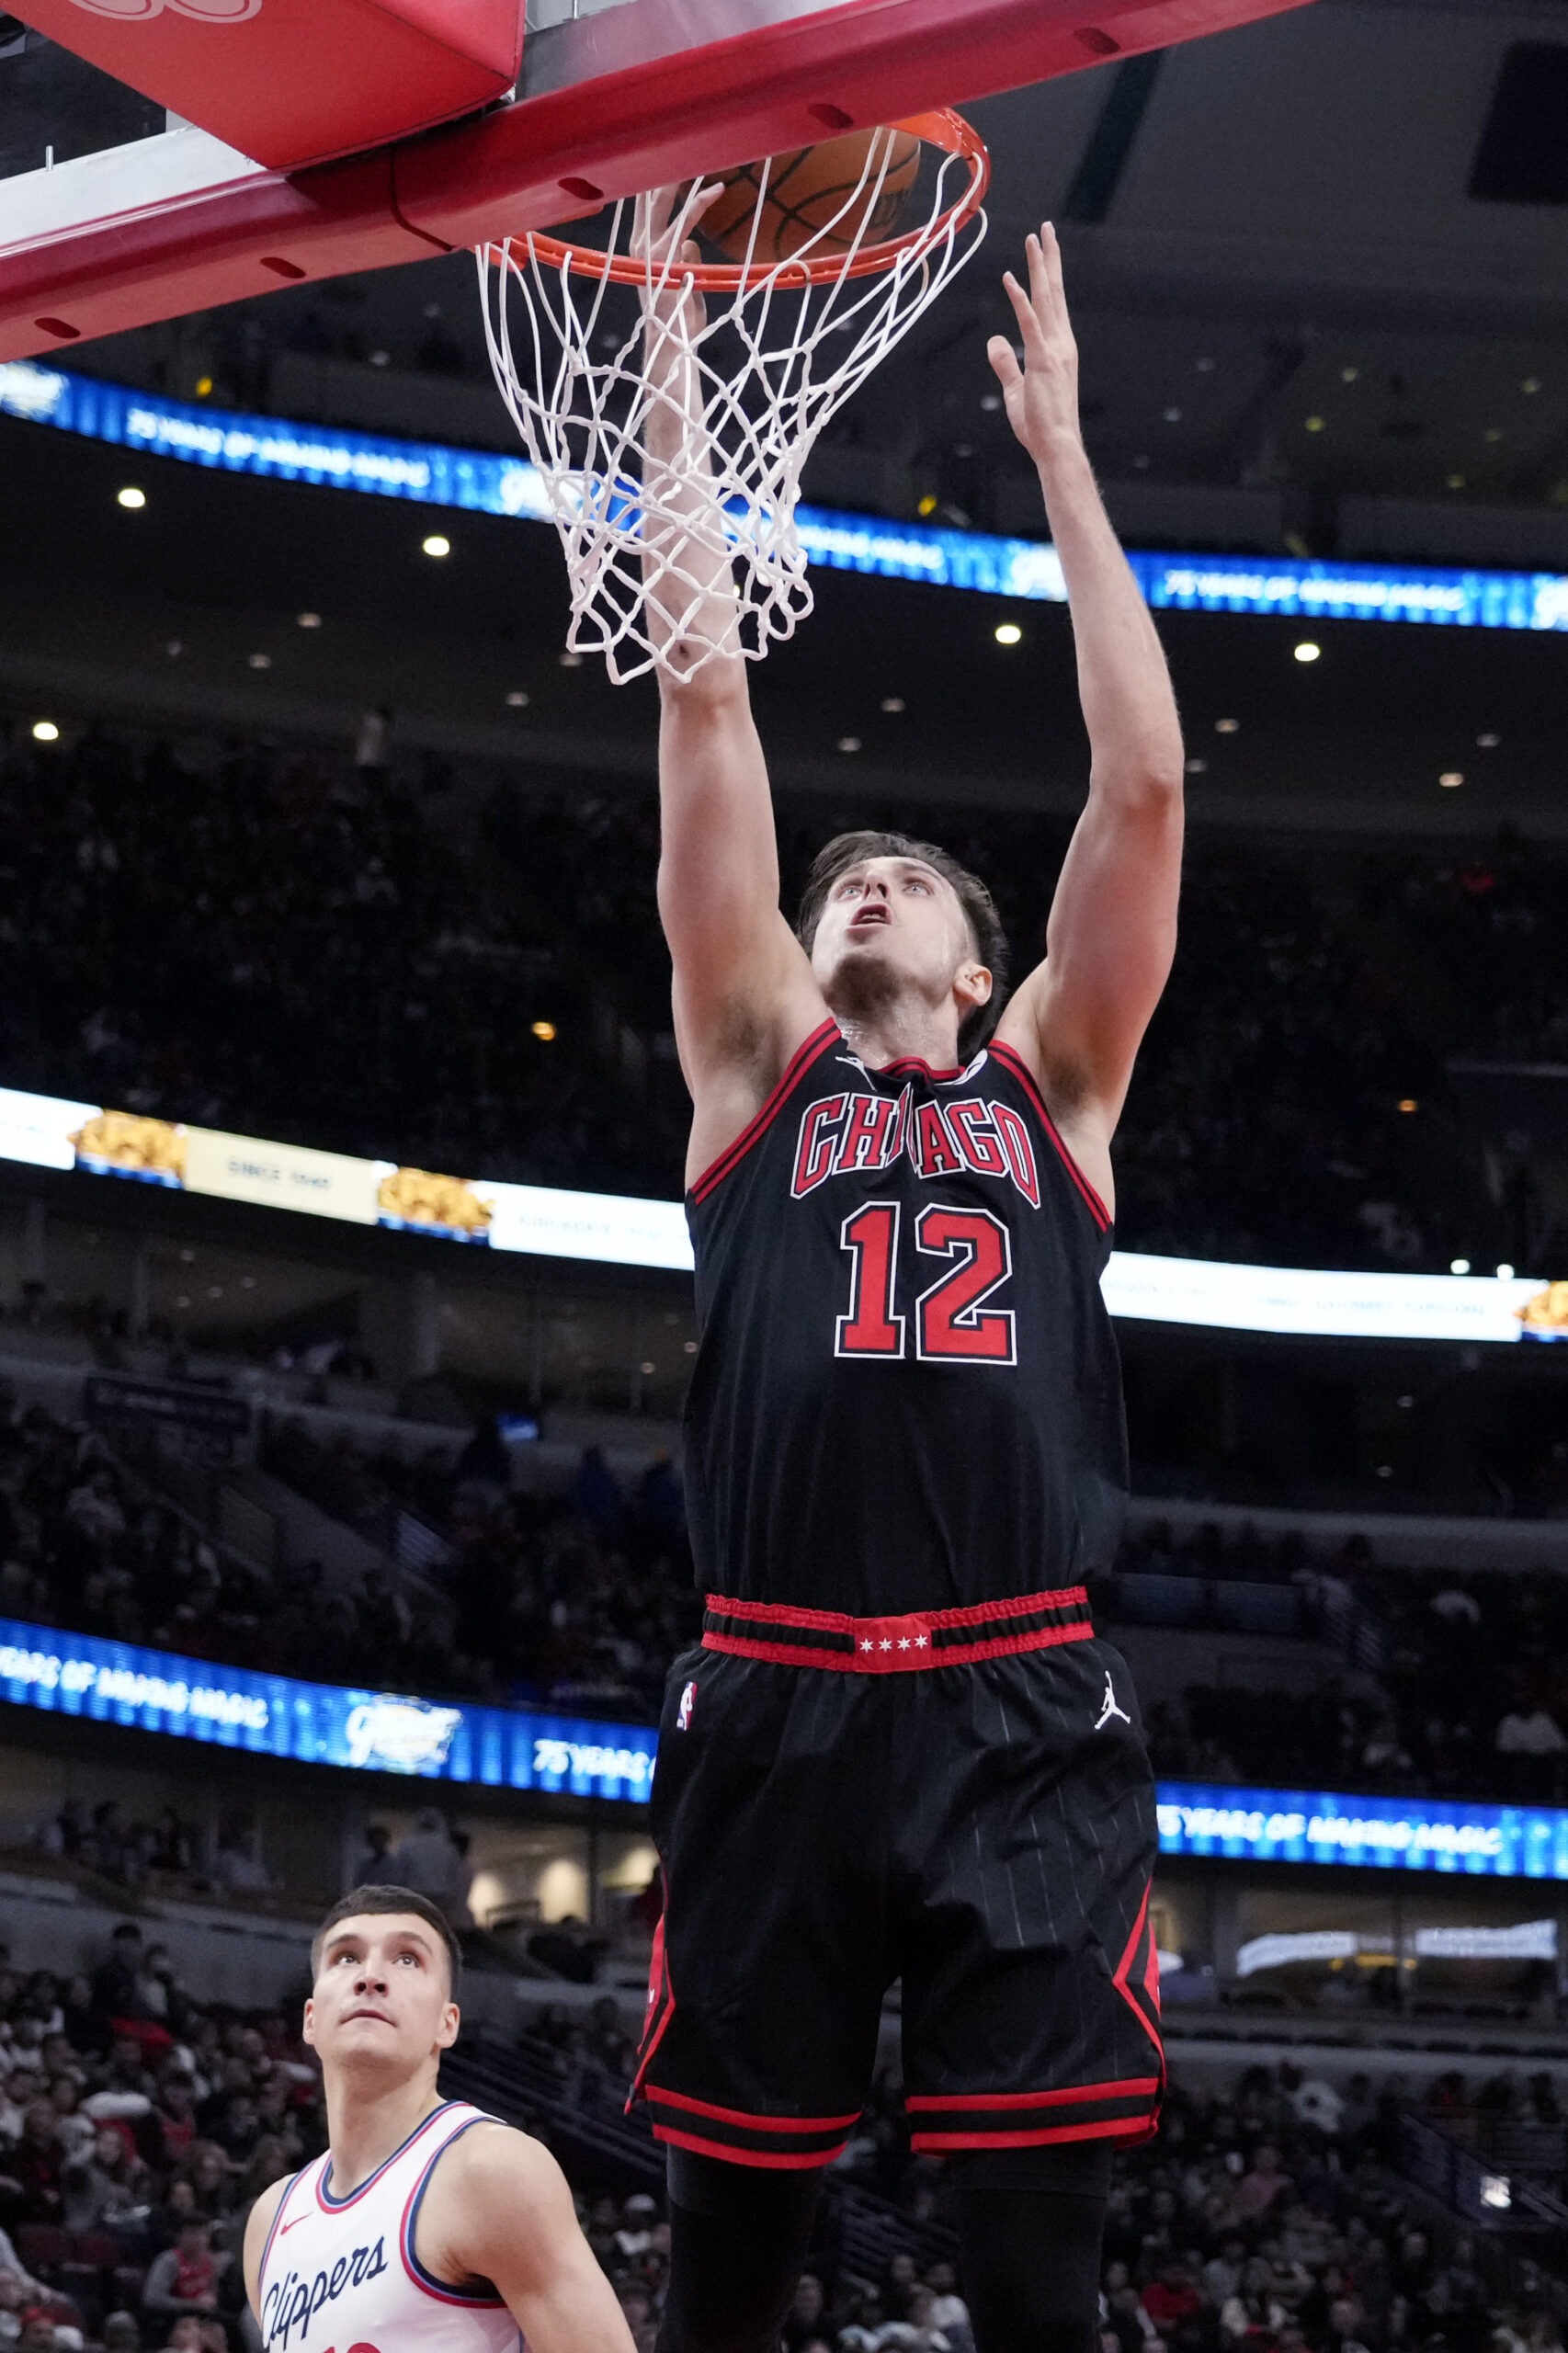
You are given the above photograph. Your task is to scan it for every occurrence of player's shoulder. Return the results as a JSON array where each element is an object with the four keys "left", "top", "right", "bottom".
[
  {"left": 423, "top": 2114, "right": 574, "bottom": 2259},
  {"left": 438, "top": 2112, "right": 562, "bottom": 2195}
]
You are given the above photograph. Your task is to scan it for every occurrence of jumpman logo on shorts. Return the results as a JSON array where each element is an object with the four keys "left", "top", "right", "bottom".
[{"left": 1095, "top": 1672, "right": 1131, "bottom": 1732}]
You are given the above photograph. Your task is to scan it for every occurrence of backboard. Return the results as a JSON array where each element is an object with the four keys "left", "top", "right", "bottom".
[{"left": 0, "top": 0, "right": 1316, "bottom": 362}]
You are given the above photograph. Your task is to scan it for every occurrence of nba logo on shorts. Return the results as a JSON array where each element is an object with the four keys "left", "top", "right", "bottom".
[{"left": 676, "top": 1680, "right": 698, "bottom": 1731}]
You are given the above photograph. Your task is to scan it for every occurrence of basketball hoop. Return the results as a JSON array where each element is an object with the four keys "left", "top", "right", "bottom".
[{"left": 477, "top": 110, "right": 989, "bottom": 685}]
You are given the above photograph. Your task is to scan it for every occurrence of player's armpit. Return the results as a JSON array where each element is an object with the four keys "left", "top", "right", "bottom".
[{"left": 416, "top": 2121, "right": 636, "bottom": 2353}]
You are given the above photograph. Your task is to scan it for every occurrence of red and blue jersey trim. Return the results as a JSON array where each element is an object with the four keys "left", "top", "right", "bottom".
[
  {"left": 398, "top": 2113, "right": 508, "bottom": 2308},
  {"left": 254, "top": 2165, "right": 305, "bottom": 2299},
  {"left": 317, "top": 2101, "right": 460, "bottom": 2211}
]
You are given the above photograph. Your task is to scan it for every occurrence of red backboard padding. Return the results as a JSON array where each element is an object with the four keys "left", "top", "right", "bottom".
[{"left": 15, "top": 0, "right": 524, "bottom": 171}]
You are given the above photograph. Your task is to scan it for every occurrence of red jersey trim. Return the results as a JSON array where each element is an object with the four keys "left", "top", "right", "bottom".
[
  {"left": 651, "top": 2123, "right": 851, "bottom": 2169},
  {"left": 647, "top": 2086, "right": 862, "bottom": 2131},
  {"left": 986, "top": 1040, "right": 1111, "bottom": 1232},
  {"left": 910, "top": 2117, "right": 1159, "bottom": 2152},
  {"left": 878, "top": 1055, "right": 965, "bottom": 1082},
  {"left": 629, "top": 1912, "right": 675, "bottom": 2103},
  {"left": 706, "top": 1585, "right": 1089, "bottom": 1635},
  {"left": 688, "top": 1020, "right": 841, "bottom": 1206},
  {"left": 905, "top": 2075, "right": 1161, "bottom": 2112},
  {"left": 701, "top": 1619, "right": 1094, "bottom": 1674},
  {"left": 1113, "top": 1880, "right": 1166, "bottom": 2066}
]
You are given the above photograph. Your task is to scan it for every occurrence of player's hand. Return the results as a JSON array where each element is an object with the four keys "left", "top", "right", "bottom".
[
  {"left": 986, "top": 222, "right": 1083, "bottom": 469},
  {"left": 634, "top": 181, "right": 723, "bottom": 347}
]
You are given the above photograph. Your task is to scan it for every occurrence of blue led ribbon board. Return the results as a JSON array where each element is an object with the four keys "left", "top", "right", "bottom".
[
  {"left": 5, "top": 1610, "right": 1567, "bottom": 1871},
  {"left": 3, "top": 359, "right": 1566, "bottom": 635},
  {"left": 0, "top": 1613, "right": 656, "bottom": 1802},
  {"left": 1157, "top": 1780, "right": 1568, "bottom": 1880}
]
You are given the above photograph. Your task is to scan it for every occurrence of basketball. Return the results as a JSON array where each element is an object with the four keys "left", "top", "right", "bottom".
[{"left": 699, "top": 126, "right": 923, "bottom": 267}]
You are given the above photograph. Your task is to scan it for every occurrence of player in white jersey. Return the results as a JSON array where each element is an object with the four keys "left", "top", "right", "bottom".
[{"left": 244, "top": 1885, "right": 635, "bottom": 2353}]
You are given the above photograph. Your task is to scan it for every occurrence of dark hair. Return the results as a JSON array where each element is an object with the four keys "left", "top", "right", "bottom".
[
  {"left": 794, "top": 830, "right": 1010, "bottom": 1058},
  {"left": 311, "top": 1885, "right": 461, "bottom": 1995}
]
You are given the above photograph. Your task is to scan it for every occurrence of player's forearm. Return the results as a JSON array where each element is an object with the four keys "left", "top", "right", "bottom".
[
  {"left": 642, "top": 313, "right": 744, "bottom": 680},
  {"left": 1035, "top": 438, "right": 1184, "bottom": 805}
]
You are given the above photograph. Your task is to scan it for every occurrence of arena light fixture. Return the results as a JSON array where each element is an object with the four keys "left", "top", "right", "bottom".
[
  {"left": 1477, "top": 733, "right": 1501, "bottom": 748},
  {"left": 1398, "top": 1098, "right": 1418, "bottom": 1114},
  {"left": 297, "top": 611, "right": 322, "bottom": 629},
  {"left": 1440, "top": 772, "right": 1464, "bottom": 789},
  {"left": 506, "top": 689, "right": 529, "bottom": 707},
  {"left": 31, "top": 720, "right": 59, "bottom": 742},
  {"left": 1450, "top": 1258, "right": 1471, "bottom": 1275},
  {"left": 558, "top": 649, "right": 583, "bottom": 669},
  {"left": 1215, "top": 717, "right": 1240, "bottom": 733},
  {"left": 837, "top": 734, "right": 862, "bottom": 752},
  {"left": 116, "top": 484, "right": 146, "bottom": 508},
  {"left": 422, "top": 533, "right": 451, "bottom": 558},
  {"left": 1293, "top": 642, "right": 1321, "bottom": 664},
  {"left": 1496, "top": 1263, "right": 1515, "bottom": 1279},
  {"left": 881, "top": 696, "right": 905, "bottom": 713},
  {"left": 530, "top": 1020, "right": 557, "bottom": 1041},
  {"left": 994, "top": 622, "right": 1022, "bottom": 645},
  {"left": 1304, "top": 415, "right": 1324, "bottom": 434},
  {"left": 247, "top": 652, "right": 271, "bottom": 670}
]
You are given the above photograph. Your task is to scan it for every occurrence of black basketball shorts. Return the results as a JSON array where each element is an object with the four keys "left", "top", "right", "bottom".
[{"left": 630, "top": 1588, "right": 1165, "bottom": 2166}]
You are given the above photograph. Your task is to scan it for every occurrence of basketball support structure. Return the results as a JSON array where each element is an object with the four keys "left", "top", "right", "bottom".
[{"left": 0, "top": 0, "right": 1313, "bottom": 363}]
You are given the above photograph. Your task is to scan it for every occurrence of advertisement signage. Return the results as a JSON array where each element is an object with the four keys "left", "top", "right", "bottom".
[
  {"left": 2, "top": 1611, "right": 1565, "bottom": 1875},
  {"left": 1156, "top": 1781, "right": 1568, "bottom": 1880},
  {"left": 0, "top": 1080, "right": 1562, "bottom": 1343},
  {"left": 4, "top": 358, "right": 1567, "bottom": 637},
  {"left": 183, "top": 1129, "right": 381, "bottom": 1223},
  {"left": 0, "top": 1614, "right": 656, "bottom": 1802}
]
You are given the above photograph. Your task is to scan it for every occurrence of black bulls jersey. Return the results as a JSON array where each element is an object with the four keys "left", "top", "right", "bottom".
[{"left": 682, "top": 1018, "right": 1129, "bottom": 1617}]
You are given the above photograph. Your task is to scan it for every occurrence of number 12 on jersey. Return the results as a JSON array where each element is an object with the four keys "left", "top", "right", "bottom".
[{"left": 835, "top": 1201, "right": 1017, "bottom": 1364}]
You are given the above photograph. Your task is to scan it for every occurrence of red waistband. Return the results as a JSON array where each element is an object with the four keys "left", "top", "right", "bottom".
[{"left": 700, "top": 1586, "right": 1094, "bottom": 1673}]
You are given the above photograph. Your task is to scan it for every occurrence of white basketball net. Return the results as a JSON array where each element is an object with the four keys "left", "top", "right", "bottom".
[{"left": 477, "top": 121, "right": 987, "bottom": 685}]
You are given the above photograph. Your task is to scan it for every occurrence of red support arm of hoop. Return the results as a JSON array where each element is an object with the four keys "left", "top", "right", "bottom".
[
  {"left": 0, "top": 0, "right": 1314, "bottom": 363},
  {"left": 9, "top": 0, "right": 525, "bottom": 172}
]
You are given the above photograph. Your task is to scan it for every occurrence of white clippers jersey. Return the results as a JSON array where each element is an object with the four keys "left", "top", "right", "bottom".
[{"left": 256, "top": 2101, "right": 521, "bottom": 2353}]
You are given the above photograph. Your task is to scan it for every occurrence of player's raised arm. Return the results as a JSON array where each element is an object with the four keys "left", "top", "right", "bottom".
[
  {"left": 988, "top": 223, "right": 1185, "bottom": 1203},
  {"left": 417, "top": 2120, "right": 635, "bottom": 2353},
  {"left": 636, "top": 188, "right": 827, "bottom": 1184}
]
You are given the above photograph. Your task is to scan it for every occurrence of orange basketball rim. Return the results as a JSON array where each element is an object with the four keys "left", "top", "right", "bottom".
[{"left": 520, "top": 111, "right": 990, "bottom": 292}]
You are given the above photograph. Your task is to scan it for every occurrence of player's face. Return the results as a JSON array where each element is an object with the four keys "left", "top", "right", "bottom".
[
  {"left": 303, "top": 1915, "right": 459, "bottom": 2081},
  {"left": 811, "top": 856, "right": 990, "bottom": 1034}
]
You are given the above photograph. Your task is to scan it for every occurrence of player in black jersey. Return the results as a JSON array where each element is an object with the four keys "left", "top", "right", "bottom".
[{"left": 634, "top": 196, "right": 1184, "bottom": 2353}]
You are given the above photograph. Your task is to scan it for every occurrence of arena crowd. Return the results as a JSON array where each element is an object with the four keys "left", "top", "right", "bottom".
[
  {"left": 2, "top": 1927, "right": 1565, "bottom": 2353},
  {"left": 2, "top": 715, "right": 1563, "bottom": 1277}
]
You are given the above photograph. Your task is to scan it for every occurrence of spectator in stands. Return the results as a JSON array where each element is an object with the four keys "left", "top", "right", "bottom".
[
  {"left": 141, "top": 2221, "right": 225, "bottom": 2330},
  {"left": 88, "top": 1936, "right": 142, "bottom": 2029},
  {"left": 347, "top": 1824, "right": 393, "bottom": 1888},
  {"left": 1494, "top": 1697, "right": 1568, "bottom": 1799},
  {"left": 389, "top": 1809, "right": 468, "bottom": 1925}
]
